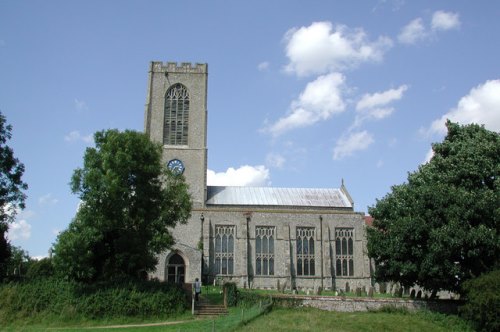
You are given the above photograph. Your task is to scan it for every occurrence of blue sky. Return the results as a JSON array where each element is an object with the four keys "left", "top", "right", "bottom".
[{"left": 1, "top": 0, "right": 499, "bottom": 258}]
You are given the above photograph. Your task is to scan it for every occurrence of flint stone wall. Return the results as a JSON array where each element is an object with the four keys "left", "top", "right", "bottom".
[{"left": 271, "top": 294, "right": 462, "bottom": 314}]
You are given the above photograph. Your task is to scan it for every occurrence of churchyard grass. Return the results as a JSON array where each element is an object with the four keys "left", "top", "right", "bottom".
[
  {"left": 2, "top": 306, "right": 472, "bottom": 331},
  {"left": 238, "top": 307, "right": 473, "bottom": 332}
]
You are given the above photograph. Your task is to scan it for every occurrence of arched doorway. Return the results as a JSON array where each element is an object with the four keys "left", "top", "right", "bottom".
[{"left": 166, "top": 253, "right": 185, "bottom": 284}]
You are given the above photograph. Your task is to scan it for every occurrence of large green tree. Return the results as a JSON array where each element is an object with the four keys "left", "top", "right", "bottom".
[
  {"left": 0, "top": 111, "right": 27, "bottom": 279},
  {"left": 53, "top": 129, "right": 191, "bottom": 281},
  {"left": 368, "top": 121, "right": 499, "bottom": 294}
]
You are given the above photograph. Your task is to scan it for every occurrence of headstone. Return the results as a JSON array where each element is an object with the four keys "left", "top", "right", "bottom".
[
  {"left": 345, "top": 282, "right": 350, "bottom": 293},
  {"left": 410, "top": 289, "right": 416, "bottom": 299},
  {"left": 397, "top": 287, "right": 403, "bottom": 298},
  {"left": 416, "top": 290, "right": 422, "bottom": 299},
  {"left": 355, "top": 287, "right": 362, "bottom": 297},
  {"left": 368, "top": 287, "right": 374, "bottom": 298},
  {"left": 316, "top": 286, "right": 323, "bottom": 296},
  {"left": 391, "top": 284, "right": 399, "bottom": 296},
  {"left": 379, "top": 282, "right": 386, "bottom": 294}
]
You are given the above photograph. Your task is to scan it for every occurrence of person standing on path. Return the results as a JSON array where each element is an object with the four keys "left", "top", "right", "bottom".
[{"left": 194, "top": 278, "right": 201, "bottom": 301}]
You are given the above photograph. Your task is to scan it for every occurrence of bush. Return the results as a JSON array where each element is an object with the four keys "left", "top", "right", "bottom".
[
  {"left": 0, "top": 277, "right": 187, "bottom": 323},
  {"left": 75, "top": 278, "right": 186, "bottom": 318},
  {"left": 223, "top": 282, "right": 238, "bottom": 306},
  {"left": 460, "top": 269, "right": 500, "bottom": 332},
  {"left": 26, "top": 258, "right": 54, "bottom": 279},
  {"left": 238, "top": 290, "right": 267, "bottom": 308}
]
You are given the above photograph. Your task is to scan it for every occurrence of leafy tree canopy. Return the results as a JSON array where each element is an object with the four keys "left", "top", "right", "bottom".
[
  {"left": 368, "top": 121, "right": 499, "bottom": 294},
  {"left": 53, "top": 129, "right": 192, "bottom": 281},
  {"left": 0, "top": 111, "right": 27, "bottom": 279}
]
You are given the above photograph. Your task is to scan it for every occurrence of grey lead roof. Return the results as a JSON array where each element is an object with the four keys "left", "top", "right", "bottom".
[{"left": 206, "top": 186, "right": 352, "bottom": 208}]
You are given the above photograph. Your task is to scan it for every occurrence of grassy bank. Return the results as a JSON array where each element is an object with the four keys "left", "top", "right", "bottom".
[{"left": 0, "top": 277, "right": 187, "bottom": 327}]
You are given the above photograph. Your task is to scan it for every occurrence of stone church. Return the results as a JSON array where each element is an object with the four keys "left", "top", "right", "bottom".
[{"left": 145, "top": 61, "right": 372, "bottom": 291}]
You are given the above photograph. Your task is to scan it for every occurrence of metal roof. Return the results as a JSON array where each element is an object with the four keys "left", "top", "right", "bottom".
[{"left": 206, "top": 186, "right": 352, "bottom": 208}]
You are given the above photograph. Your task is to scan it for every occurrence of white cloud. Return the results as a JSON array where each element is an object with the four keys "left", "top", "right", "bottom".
[
  {"left": 257, "top": 61, "right": 270, "bottom": 71},
  {"left": 333, "top": 131, "right": 374, "bottom": 160},
  {"left": 266, "top": 153, "right": 286, "bottom": 168},
  {"left": 398, "top": 18, "right": 427, "bottom": 44},
  {"left": 432, "top": 11, "right": 460, "bottom": 31},
  {"left": 284, "top": 21, "right": 392, "bottom": 76},
  {"left": 207, "top": 165, "right": 271, "bottom": 186},
  {"left": 64, "top": 130, "right": 93, "bottom": 144},
  {"left": 399, "top": 11, "right": 461, "bottom": 45},
  {"left": 356, "top": 85, "right": 408, "bottom": 110},
  {"left": 265, "top": 73, "right": 346, "bottom": 136},
  {"left": 423, "top": 148, "right": 434, "bottom": 164},
  {"left": 74, "top": 98, "right": 88, "bottom": 111},
  {"left": 427, "top": 79, "right": 500, "bottom": 135},
  {"left": 7, "top": 219, "right": 31, "bottom": 241},
  {"left": 353, "top": 85, "right": 408, "bottom": 127},
  {"left": 372, "top": 0, "right": 405, "bottom": 12},
  {"left": 38, "top": 193, "right": 58, "bottom": 206},
  {"left": 32, "top": 255, "right": 48, "bottom": 261}
]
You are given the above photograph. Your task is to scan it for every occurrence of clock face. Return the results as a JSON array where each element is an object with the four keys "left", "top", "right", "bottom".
[{"left": 167, "top": 159, "right": 185, "bottom": 175}]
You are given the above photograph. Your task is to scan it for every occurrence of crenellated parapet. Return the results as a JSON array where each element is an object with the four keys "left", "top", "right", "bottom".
[{"left": 150, "top": 61, "right": 207, "bottom": 73}]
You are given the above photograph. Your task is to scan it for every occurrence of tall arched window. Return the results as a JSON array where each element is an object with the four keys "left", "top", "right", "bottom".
[
  {"left": 296, "top": 227, "right": 315, "bottom": 276},
  {"left": 335, "top": 228, "right": 354, "bottom": 276},
  {"left": 164, "top": 83, "right": 189, "bottom": 145},
  {"left": 255, "top": 227, "right": 275, "bottom": 276},
  {"left": 214, "top": 225, "right": 235, "bottom": 275}
]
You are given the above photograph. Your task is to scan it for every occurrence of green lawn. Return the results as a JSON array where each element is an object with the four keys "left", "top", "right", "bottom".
[
  {"left": 1, "top": 306, "right": 472, "bottom": 332},
  {"left": 238, "top": 307, "right": 473, "bottom": 332}
]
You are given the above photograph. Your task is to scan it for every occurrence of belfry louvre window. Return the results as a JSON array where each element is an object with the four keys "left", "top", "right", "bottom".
[
  {"left": 164, "top": 83, "right": 189, "bottom": 145},
  {"left": 255, "top": 227, "right": 275, "bottom": 276},
  {"left": 214, "top": 225, "right": 235, "bottom": 275},
  {"left": 296, "top": 227, "right": 315, "bottom": 276},
  {"left": 335, "top": 228, "right": 354, "bottom": 276}
]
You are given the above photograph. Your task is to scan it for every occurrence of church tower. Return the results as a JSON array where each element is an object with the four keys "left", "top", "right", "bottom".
[{"left": 144, "top": 62, "right": 208, "bottom": 208}]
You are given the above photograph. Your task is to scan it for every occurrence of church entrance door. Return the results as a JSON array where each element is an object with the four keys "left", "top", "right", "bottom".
[{"left": 167, "top": 253, "right": 185, "bottom": 284}]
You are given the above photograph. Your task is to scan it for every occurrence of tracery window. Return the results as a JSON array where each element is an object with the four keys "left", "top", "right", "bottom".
[
  {"left": 335, "top": 228, "right": 354, "bottom": 276},
  {"left": 255, "top": 227, "right": 275, "bottom": 276},
  {"left": 214, "top": 225, "right": 235, "bottom": 275},
  {"left": 164, "top": 83, "right": 189, "bottom": 145},
  {"left": 296, "top": 227, "right": 315, "bottom": 276}
]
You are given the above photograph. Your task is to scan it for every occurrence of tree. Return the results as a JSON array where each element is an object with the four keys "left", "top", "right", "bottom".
[
  {"left": 5, "top": 245, "right": 31, "bottom": 277},
  {"left": 460, "top": 269, "right": 500, "bottom": 332},
  {"left": 0, "top": 111, "right": 28, "bottom": 279},
  {"left": 53, "top": 129, "right": 192, "bottom": 281},
  {"left": 367, "top": 121, "right": 499, "bottom": 294}
]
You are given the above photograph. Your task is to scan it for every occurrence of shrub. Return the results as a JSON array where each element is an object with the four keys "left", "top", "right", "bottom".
[
  {"left": 238, "top": 290, "right": 267, "bottom": 308},
  {"left": 224, "top": 282, "right": 238, "bottom": 306},
  {"left": 0, "top": 277, "right": 187, "bottom": 323},
  {"left": 26, "top": 258, "right": 54, "bottom": 279},
  {"left": 460, "top": 269, "right": 500, "bottom": 332},
  {"left": 75, "top": 278, "right": 186, "bottom": 318}
]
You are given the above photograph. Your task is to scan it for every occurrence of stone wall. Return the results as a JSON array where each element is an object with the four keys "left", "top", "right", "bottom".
[
  {"left": 271, "top": 294, "right": 462, "bottom": 314},
  {"left": 200, "top": 207, "right": 372, "bottom": 291}
]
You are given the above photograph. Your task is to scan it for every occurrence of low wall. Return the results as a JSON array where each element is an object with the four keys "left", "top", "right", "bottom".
[{"left": 270, "top": 294, "right": 462, "bottom": 314}]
